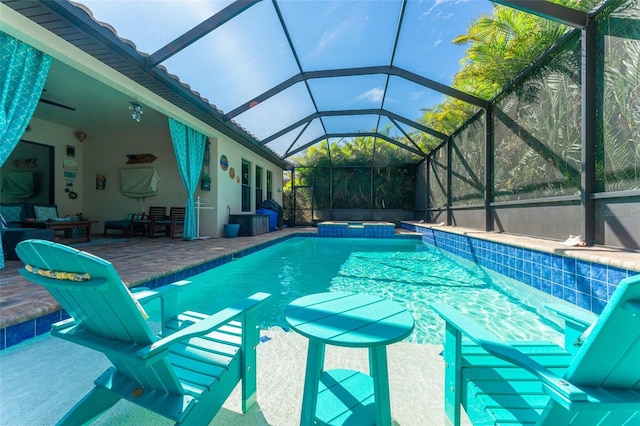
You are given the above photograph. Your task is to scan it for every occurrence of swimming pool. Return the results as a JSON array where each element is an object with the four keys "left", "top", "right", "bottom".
[{"left": 149, "top": 237, "right": 572, "bottom": 345}]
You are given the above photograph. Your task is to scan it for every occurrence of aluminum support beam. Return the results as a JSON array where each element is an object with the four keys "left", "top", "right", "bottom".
[{"left": 581, "top": 16, "right": 598, "bottom": 245}]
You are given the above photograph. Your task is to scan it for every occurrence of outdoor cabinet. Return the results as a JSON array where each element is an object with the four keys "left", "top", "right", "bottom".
[{"left": 228, "top": 214, "right": 269, "bottom": 236}]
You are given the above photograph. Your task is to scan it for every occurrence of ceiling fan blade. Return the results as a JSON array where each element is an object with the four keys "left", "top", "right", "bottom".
[{"left": 39, "top": 98, "right": 76, "bottom": 111}]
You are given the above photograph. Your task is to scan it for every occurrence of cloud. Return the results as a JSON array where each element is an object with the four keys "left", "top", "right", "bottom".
[
  {"left": 308, "top": 19, "right": 352, "bottom": 58},
  {"left": 353, "top": 88, "right": 385, "bottom": 104},
  {"left": 432, "top": 39, "right": 443, "bottom": 48},
  {"left": 409, "top": 90, "right": 425, "bottom": 102}
]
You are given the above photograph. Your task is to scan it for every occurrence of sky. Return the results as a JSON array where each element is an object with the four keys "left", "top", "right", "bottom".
[{"left": 77, "top": 0, "right": 495, "bottom": 156}]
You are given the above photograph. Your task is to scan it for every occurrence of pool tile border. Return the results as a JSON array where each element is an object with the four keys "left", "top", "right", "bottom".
[{"left": 403, "top": 223, "right": 638, "bottom": 315}]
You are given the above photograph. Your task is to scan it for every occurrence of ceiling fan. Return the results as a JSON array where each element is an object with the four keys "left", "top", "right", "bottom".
[{"left": 39, "top": 89, "right": 76, "bottom": 111}]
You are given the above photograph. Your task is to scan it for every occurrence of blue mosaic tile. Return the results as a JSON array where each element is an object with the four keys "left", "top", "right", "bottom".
[
  {"left": 591, "top": 280, "right": 608, "bottom": 300},
  {"left": 552, "top": 283, "right": 564, "bottom": 299},
  {"left": 563, "top": 288, "right": 577, "bottom": 304},
  {"left": 592, "top": 298, "right": 607, "bottom": 315},
  {"left": 513, "top": 270, "right": 522, "bottom": 282},
  {"left": 576, "top": 275, "right": 591, "bottom": 295},
  {"left": 576, "top": 260, "right": 591, "bottom": 277},
  {"left": 562, "top": 257, "right": 576, "bottom": 273},
  {"left": 576, "top": 292, "right": 592, "bottom": 310},
  {"left": 551, "top": 255, "right": 563, "bottom": 270},
  {"left": 591, "top": 263, "right": 607, "bottom": 282},
  {"left": 35, "top": 311, "right": 61, "bottom": 335},
  {"left": 532, "top": 262, "right": 542, "bottom": 278},
  {"left": 6, "top": 320, "right": 35, "bottom": 348},
  {"left": 531, "top": 251, "right": 541, "bottom": 265},
  {"left": 402, "top": 224, "right": 632, "bottom": 316},
  {"left": 563, "top": 271, "right": 577, "bottom": 289},
  {"left": 607, "top": 267, "right": 627, "bottom": 285},
  {"left": 608, "top": 283, "right": 618, "bottom": 299}
]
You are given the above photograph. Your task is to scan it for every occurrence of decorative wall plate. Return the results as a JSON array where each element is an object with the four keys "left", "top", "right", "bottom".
[
  {"left": 229, "top": 167, "right": 235, "bottom": 179},
  {"left": 126, "top": 153, "right": 157, "bottom": 164}
]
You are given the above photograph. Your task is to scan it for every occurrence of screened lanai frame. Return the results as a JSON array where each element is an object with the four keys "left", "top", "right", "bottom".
[
  {"left": 4, "top": 0, "right": 637, "bottom": 248},
  {"left": 65, "top": 0, "right": 497, "bottom": 165},
  {"left": 424, "top": 0, "right": 640, "bottom": 249}
]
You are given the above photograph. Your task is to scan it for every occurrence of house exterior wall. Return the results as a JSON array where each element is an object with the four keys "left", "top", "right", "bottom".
[
  {"left": 22, "top": 117, "right": 285, "bottom": 239},
  {"left": 2, "top": 6, "right": 285, "bottom": 239},
  {"left": 215, "top": 134, "right": 283, "bottom": 238},
  {"left": 10, "top": 117, "right": 85, "bottom": 218}
]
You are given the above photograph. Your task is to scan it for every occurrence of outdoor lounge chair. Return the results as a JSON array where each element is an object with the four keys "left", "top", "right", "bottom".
[
  {"left": 16, "top": 239, "right": 271, "bottom": 425},
  {"left": 432, "top": 273, "right": 640, "bottom": 426}
]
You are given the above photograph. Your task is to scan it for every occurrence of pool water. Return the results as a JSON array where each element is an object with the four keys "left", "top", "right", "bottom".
[{"left": 156, "top": 237, "right": 569, "bottom": 345}]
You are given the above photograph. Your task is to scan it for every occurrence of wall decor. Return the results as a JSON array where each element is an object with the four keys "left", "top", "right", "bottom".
[
  {"left": 0, "top": 140, "right": 53, "bottom": 204},
  {"left": 66, "top": 145, "right": 75, "bottom": 157},
  {"left": 96, "top": 174, "right": 107, "bottom": 190},
  {"left": 229, "top": 167, "right": 235, "bottom": 179},
  {"left": 63, "top": 158, "right": 78, "bottom": 171},
  {"left": 126, "top": 153, "right": 157, "bottom": 164},
  {"left": 220, "top": 154, "right": 228, "bottom": 171}
]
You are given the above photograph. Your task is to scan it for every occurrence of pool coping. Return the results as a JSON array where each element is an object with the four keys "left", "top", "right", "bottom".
[{"left": 402, "top": 222, "right": 640, "bottom": 273}]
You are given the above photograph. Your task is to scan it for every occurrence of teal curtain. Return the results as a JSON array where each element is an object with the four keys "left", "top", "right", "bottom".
[
  {"left": 0, "top": 32, "right": 52, "bottom": 268},
  {"left": 168, "top": 117, "right": 207, "bottom": 240},
  {"left": 1, "top": 32, "right": 52, "bottom": 165}
]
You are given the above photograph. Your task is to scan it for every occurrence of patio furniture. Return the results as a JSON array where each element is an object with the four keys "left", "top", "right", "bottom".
[
  {"left": 15, "top": 239, "right": 271, "bottom": 425},
  {"left": 432, "top": 273, "right": 640, "bottom": 426},
  {"left": 103, "top": 214, "right": 147, "bottom": 237},
  {"left": 2, "top": 228, "right": 55, "bottom": 260},
  {"left": 229, "top": 213, "right": 270, "bottom": 236},
  {"left": 144, "top": 206, "right": 173, "bottom": 238},
  {"left": 168, "top": 206, "right": 185, "bottom": 239},
  {"left": 20, "top": 219, "right": 96, "bottom": 243},
  {"left": 285, "top": 291, "right": 415, "bottom": 426}
]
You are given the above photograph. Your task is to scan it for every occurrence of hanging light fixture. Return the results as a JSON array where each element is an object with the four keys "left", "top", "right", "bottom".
[{"left": 129, "top": 102, "right": 143, "bottom": 122}]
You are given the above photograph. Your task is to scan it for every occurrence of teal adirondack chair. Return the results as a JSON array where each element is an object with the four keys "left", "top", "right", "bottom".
[
  {"left": 16, "top": 239, "right": 271, "bottom": 426},
  {"left": 432, "top": 273, "right": 640, "bottom": 426}
]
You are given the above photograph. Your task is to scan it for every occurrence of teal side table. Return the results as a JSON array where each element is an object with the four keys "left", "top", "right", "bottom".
[{"left": 285, "top": 292, "right": 415, "bottom": 426}]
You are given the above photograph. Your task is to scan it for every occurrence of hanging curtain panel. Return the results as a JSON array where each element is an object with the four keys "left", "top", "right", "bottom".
[
  {"left": 0, "top": 32, "right": 52, "bottom": 165},
  {"left": 0, "top": 32, "right": 52, "bottom": 269},
  {"left": 168, "top": 117, "right": 206, "bottom": 240}
]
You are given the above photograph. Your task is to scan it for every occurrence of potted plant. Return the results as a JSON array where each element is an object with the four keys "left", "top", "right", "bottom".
[{"left": 200, "top": 173, "right": 211, "bottom": 191}]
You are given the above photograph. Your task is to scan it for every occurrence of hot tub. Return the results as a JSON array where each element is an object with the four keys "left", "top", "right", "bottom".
[{"left": 317, "top": 221, "right": 396, "bottom": 238}]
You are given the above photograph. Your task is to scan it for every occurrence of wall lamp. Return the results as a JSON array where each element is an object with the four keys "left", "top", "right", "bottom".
[{"left": 129, "top": 102, "right": 143, "bottom": 122}]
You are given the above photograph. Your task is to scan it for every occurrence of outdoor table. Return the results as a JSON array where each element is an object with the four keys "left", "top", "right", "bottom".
[{"left": 285, "top": 291, "right": 415, "bottom": 426}]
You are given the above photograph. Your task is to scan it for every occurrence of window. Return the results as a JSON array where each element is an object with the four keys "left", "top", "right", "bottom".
[
  {"left": 266, "top": 170, "right": 273, "bottom": 200},
  {"left": 255, "top": 166, "right": 263, "bottom": 208},
  {"left": 242, "top": 159, "right": 251, "bottom": 212}
]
